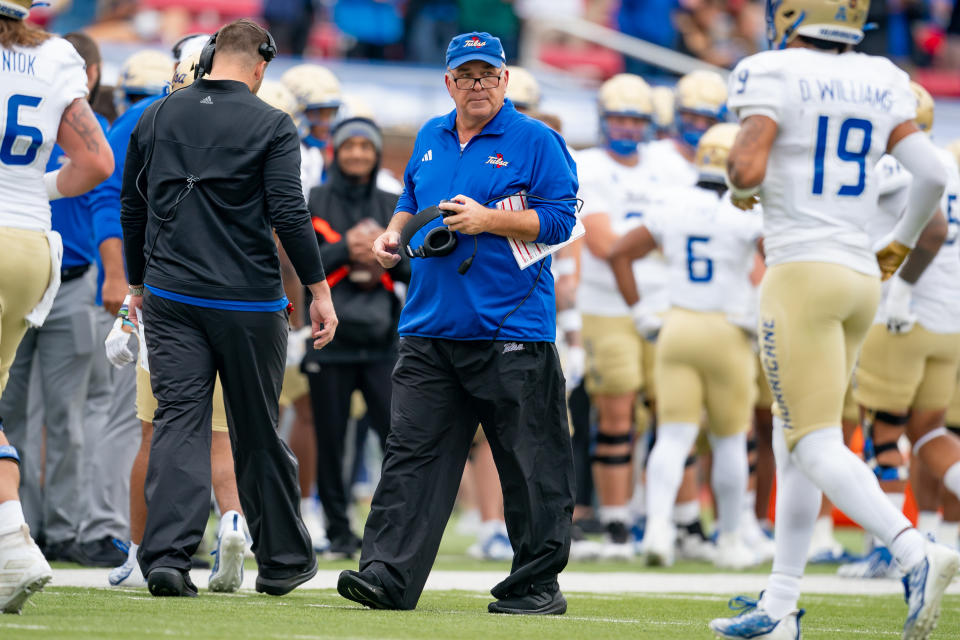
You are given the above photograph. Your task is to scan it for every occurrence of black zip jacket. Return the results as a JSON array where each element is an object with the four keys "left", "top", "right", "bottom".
[
  {"left": 121, "top": 78, "right": 324, "bottom": 300},
  {"left": 303, "top": 158, "right": 409, "bottom": 363}
]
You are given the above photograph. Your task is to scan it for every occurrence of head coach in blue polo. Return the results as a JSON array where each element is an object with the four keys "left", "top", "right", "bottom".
[{"left": 337, "top": 32, "right": 579, "bottom": 614}]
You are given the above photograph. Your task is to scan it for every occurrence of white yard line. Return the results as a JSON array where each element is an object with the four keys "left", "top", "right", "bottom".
[{"left": 50, "top": 568, "right": 960, "bottom": 596}]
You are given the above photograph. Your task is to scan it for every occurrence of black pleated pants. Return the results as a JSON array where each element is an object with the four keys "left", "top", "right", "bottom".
[
  {"left": 137, "top": 292, "right": 314, "bottom": 579},
  {"left": 359, "top": 337, "right": 575, "bottom": 610}
]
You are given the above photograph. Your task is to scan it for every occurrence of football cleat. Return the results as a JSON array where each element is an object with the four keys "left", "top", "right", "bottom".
[
  {"left": 601, "top": 521, "right": 635, "bottom": 561},
  {"left": 837, "top": 546, "right": 901, "bottom": 579},
  {"left": 0, "top": 524, "right": 52, "bottom": 614},
  {"left": 709, "top": 594, "right": 804, "bottom": 639},
  {"left": 901, "top": 542, "right": 960, "bottom": 640},
  {"left": 208, "top": 512, "right": 246, "bottom": 593},
  {"left": 108, "top": 540, "right": 145, "bottom": 587},
  {"left": 714, "top": 532, "right": 763, "bottom": 570},
  {"left": 467, "top": 529, "right": 514, "bottom": 562},
  {"left": 643, "top": 516, "right": 675, "bottom": 567}
]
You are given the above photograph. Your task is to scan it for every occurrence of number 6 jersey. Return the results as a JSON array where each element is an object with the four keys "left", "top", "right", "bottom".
[
  {"left": 0, "top": 37, "right": 87, "bottom": 231},
  {"left": 727, "top": 48, "right": 916, "bottom": 277}
]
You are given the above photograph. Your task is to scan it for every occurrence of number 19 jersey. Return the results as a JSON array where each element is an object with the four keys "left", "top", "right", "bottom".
[
  {"left": 0, "top": 37, "right": 87, "bottom": 231},
  {"left": 727, "top": 48, "right": 916, "bottom": 277}
]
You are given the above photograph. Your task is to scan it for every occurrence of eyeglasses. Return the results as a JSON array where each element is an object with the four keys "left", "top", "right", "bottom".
[{"left": 452, "top": 74, "right": 502, "bottom": 91}]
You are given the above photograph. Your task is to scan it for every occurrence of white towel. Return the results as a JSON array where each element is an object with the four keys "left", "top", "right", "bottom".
[{"left": 25, "top": 231, "right": 63, "bottom": 328}]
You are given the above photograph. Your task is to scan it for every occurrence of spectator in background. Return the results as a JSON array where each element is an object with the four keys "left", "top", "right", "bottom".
[
  {"left": 304, "top": 117, "right": 409, "bottom": 559},
  {"left": 458, "top": 0, "right": 520, "bottom": 62},
  {"left": 334, "top": 0, "right": 405, "bottom": 60},
  {"left": 263, "top": 0, "right": 315, "bottom": 57},
  {"left": 405, "top": 0, "right": 459, "bottom": 64},
  {"left": 618, "top": 0, "right": 680, "bottom": 75}
]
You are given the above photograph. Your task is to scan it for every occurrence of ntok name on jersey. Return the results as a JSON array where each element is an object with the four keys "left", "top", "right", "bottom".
[
  {"left": 798, "top": 78, "right": 892, "bottom": 113},
  {"left": 2, "top": 51, "right": 37, "bottom": 76}
]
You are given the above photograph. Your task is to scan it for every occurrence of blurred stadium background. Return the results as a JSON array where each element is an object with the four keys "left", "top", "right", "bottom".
[{"left": 22, "top": 0, "right": 960, "bottom": 178}]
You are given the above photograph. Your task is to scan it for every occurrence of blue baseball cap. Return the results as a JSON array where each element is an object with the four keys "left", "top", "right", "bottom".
[{"left": 445, "top": 32, "right": 506, "bottom": 70}]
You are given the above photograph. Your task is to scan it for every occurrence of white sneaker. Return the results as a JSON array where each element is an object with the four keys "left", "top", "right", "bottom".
[
  {"left": 807, "top": 518, "right": 852, "bottom": 564},
  {"left": 569, "top": 538, "right": 604, "bottom": 561},
  {"left": 455, "top": 509, "right": 481, "bottom": 536},
  {"left": 300, "top": 498, "right": 329, "bottom": 553},
  {"left": 209, "top": 512, "right": 246, "bottom": 593},
  {"left": 709, "top": 594, "right": 804, "bottom": 639},
  {"left": 714, "top": 532, "right": 763, "bottom": 570},
  {"left": 902, "top": 542, "right": 960, "bottom": 640},
  {"left": 0, "top": 524, "right": 52, "bottom": 614},
  {"left": 643, "top": 517, "right": 675, "bottom": 567},
  {"left": 467, "top": 530, "right": 513, "bottom": 561},
  {"left": 677, "top": 528, "right": 716, "bottom": 563},
  {"left": 108, "top": 541, "right": 145, "bottom": 587},
  {"left": 837, "top": 546, "right": 901, "bottom": 579}
]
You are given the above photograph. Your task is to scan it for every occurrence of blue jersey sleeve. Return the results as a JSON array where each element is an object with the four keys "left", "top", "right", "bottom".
[{"left": 529, "top": 127, "right": 578, "bottom": 245}]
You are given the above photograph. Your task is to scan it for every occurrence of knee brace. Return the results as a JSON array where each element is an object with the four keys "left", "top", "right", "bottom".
[
  {"left": 863, "top": 408, "right": 910, "bottom": 431},
  {"left": 0, "top": 445, "right": 20, "bottom": 466},
  {"left": 867, "top": 440, "right": 907, "bottom": 482},
  {"left": 948, "top": 425, "right": 960, "bottom": 438},
  {"left": 747, "top": 437, "right": 758, "bottom": 475},
  {"left": 684, "top": 453, "right": 698, "bottom": 469},
  {"left": 593, "top": 432, "right": 633, "bottom": 465},
  {"left": 913, "top": 426, "right": 950, "bottom": 456}
]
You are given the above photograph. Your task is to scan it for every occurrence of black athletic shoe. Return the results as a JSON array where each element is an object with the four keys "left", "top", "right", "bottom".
[
  {"left": 77, "top": 538, "right": 126, "bottom": 568},
  {"left": 43, "top": 540, "right": 88, "bottom": 565},
  {"left": 325, "top": 533, "right": 361, "bottom": 559},
  {"left": 606, "top": 521, "right": 631, "bottom": 545},
  {"left": 255, "top": 556, "right": 317, "bottom": 596},
  {"left": 488, "top": 589, "right": 567, "bottom": 615},
  {"left": 337, "top": 570, "right": 396, "bottom": 609},
  {"left": 147, "top": 567, "right": 198, "bottom": 597}
]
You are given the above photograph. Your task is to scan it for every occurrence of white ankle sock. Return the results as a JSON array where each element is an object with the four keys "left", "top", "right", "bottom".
[
  {"left": 889, "top": 528, "right": 926, "bottom": 571},
  {"left": 0, "top": 500, "right": 26, "bottom": 534},
  {"left": 127, "top": 541, "right": 139, "bottom": 560},
  {"left": 944, "top": 462, "right": 960, "bottom": 501},
  {"left": 792, "top": 428, "right": 912, "bottom": 547},
  {"left": 674, "top": 500, "right": 701, "bottom": 526},
  {"left": 597, "top": 505, "right": 631, "bottom": 525},
  {"left": 917, "top": 511, "right": 941, "bottom": 539},
  {"left": 709, "top": 432, "right": 748, "bottom": 534},
  {"left": 645, "top": 423, "right": 699, "bottom": 524},
  {"left": 760, "top": 573, "right": 801, "bottom": 619},
  {"left": 938, "top": 521, "right": 959, "bottom": 549}
]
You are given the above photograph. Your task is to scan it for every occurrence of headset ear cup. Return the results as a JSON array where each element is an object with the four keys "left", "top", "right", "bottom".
[
  {"left": 421, "top": 228, "right": 458, "bottom": 258},
  {"left": 260, "top": 29, "right": 278, "bottom": 62},
  {"left": 196, "top": 32, "right": 218, "bottom": 79}
]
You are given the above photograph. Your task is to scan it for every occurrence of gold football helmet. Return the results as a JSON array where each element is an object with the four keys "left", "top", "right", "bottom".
[
  {"left": 119, "top": 50, "right": 172, "bottom": 96},
  {"left": 170, "top": 51, "right": 201, "bottom": 92},
  {"left": 910, "top": 81, "right": 934, "bottom": 134},
  {"left": 506, "top": 66, "right": 541, "bottom": 112},
  {"left": 281, "top": 64, "right": 342, "bottom": 112},
  {"left": 257, "top": 81, "right": 298, "bottom": 120},
  {"left": 675, "top": 70, "right": 727, "bottom": 119},
  {"left": 766, "top": 0, "right": 870, "bottom": 49},
  {"left": 696, "top": 123, "right": 740, "bottom": 184},
  {"left": 599, "top": 74, "right": 653, "bottom": 119}
]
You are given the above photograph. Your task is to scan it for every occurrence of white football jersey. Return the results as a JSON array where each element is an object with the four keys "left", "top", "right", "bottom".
[
  {"left": 870, "top": 149, "right": 960, "bottom": 333},
  {"left": 728, "top": 48, "right": 916, "bottom": 276},
  {"left": 644, "top": 186, "right": 762, "bottom": 317},
  {"left": 576, "top": 142, "right": 696, "bottom": 316},
  {"left": 0, "top": 37, "right": 87, "bottom": 231}
]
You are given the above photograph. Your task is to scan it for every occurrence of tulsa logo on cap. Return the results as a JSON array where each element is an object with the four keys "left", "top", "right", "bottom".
[{"left": 446, "top": 31, "right": 506, "bottom": 69}]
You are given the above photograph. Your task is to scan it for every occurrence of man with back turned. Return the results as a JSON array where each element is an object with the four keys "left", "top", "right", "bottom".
[
  {"left": 120, "top": 19, "right": 337, "bottom": 598},
  {"left": 337, "top": 31, "right": 579, "bottom": 615}
]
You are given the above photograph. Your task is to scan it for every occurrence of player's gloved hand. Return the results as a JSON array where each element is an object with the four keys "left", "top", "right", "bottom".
[
  {"left": 883, "top": 276, "right": 916, "bottom": 335},
  {"left": 872, "top": 232, "right": 911, "bottom": 282},
  {"left": 630, "top": 302, "right": 662, "bottom": 342},
  {"left": 725, "top": 176, "right": 760, "bottom": 211},
  {"left": 564, "top": 345, "right": 585, "bottom": 393},
  {"left": 286, "top": 326, "right": 311, "bottom": 368}
]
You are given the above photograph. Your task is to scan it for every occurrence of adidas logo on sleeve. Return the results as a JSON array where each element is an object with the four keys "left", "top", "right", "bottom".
[{"left": 421, "top": 149, "right": 433, "bottom": 162}]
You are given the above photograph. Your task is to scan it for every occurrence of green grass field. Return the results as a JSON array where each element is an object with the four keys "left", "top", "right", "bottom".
[
  {"left": 20, "top": 513, "right": 960, "bottom": 639},
  {"left": 4, "top": 588, "right": 959, "bottom": 640}
]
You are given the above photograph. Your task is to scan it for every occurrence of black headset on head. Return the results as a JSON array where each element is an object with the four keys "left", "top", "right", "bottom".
[{"left": 193, "top": 24, "right": 278, "bottom": 80}]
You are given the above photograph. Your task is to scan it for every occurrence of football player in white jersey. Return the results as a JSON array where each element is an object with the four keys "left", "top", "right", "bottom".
[
  {"left": 840, "top": 83, "right": 960, "bottom": 579},
  {"left": 710, "top": 2, "right": 958, "bottom": 639},
  {"left": 576, "top": 73, "right": 695, "bottom": 560},
  {"left": 281, "top": 63, "right": 343, "bottom": 199},
  {"left": 0, "top": 0, "right": 113, "bottom": 613},
  {"left": 672, "top": 70, "right": 729, "bottom": 162},
  {"left": 609, "top": 123, "right": 765, "bottom": 570}
]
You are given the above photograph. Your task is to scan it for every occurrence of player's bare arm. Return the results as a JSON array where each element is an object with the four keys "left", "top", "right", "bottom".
[
  {"left": 898, "top": 209, "right": 948, "bottom": 284},
  {"left": 608, "top": 225, "right": 657, "bottom": 307},
  {"left": 727, "top": 115, "right": 777, "bottom": 210},
  {"left": 54, "top": 98, "right": 113, "bottom": 197}
]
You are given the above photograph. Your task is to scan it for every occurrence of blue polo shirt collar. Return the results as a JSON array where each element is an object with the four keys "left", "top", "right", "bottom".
[{"left": 437, "top": 98, "right": 518, "bottom": 137}]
